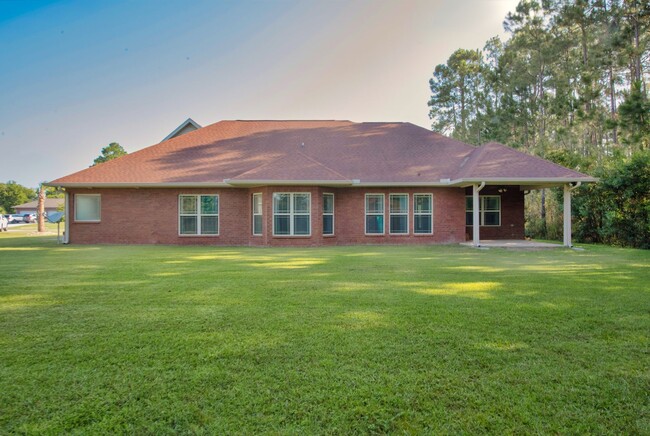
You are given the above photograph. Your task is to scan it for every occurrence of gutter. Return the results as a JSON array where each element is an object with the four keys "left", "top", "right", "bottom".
[
  {"left": 46, "top": 177, "right": 597, "bottom": 190},
  {"left": 63, "top": 191, "right": 69, "bottom": 244}
]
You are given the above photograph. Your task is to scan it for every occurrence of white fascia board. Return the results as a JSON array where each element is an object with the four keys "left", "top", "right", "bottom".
[
  {"left": 353, "top": 181, "right": 454, "bottom": 187},
  {"left": 224, "top": 179, "right": 355, "bottom": 187},
  {"left": 45, "top": 182, "right": 232, "bottom": 189},
  {"left": 451, "top": 177, "right": 598, "bottom": 186}
]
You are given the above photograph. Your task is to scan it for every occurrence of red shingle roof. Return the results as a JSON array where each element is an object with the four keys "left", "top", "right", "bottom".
[{"left": 49, "top": 120, "right": 595, "bottom": 187}]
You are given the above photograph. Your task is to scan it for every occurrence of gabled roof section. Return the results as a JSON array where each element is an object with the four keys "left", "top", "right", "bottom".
[
  {"left": 453, "top": 142, "right": 596, "bottom": 183},
  {"left": 161, "top": 118, "right": 202, "bottom": 142}
]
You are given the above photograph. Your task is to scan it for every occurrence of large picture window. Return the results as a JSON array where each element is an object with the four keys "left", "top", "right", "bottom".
[
  {"left": 466, "top": 195, "right": 501, "bottom": 226},
  {"left": 323, "top": 193, "right": 334, "bottom": 235},
  {"left": 252, "top": 193, "right": 263, "bottom": 236},
  {"left": 273, "top": 193, "right": 311, "bottom": 236},
  {"left": 365, "top": 194, "right": 384, "bottom": 234},
  {"left": 179, "top": 195, "right": 219, "bottom": 235},
  {"left": 389, "top": 194, "right": 408, "bottom": 234},
  {"left": 413, "top": 194, "right": 433, "bottom": 234},
  {"left": 74, "top": 194, "right": 101, "bottom": 222}
]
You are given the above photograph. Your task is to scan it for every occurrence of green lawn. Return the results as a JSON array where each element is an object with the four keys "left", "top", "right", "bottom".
[{"left": 1, "top": 225, "right": 648, "bottom": 434}]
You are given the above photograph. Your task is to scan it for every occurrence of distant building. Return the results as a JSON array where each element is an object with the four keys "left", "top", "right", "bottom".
[{"left": 14, "top": 198, "right": 64, "bottom": 215}]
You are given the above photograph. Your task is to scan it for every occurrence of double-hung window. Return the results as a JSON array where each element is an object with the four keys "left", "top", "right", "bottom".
[
  {"left": 252, "top": 193, "right": 263, "bottom": 236},
  {"left": 465, "top": 195, "right": 501, "bottom": 226},
  {"left": 273, "top": 193, "right": 311, "bottom": 236},
  {"left": 322, "top": 193, "right": 334, "bottom": 235},
  {"left": 389, "top": 194, "right": 408, "bottom": 234},
  {"left": 74, "top": 194, "right": 101, "bottom": 222},
  {"left": 179, "top": 195, "right": 219, "bottom": 235},
  {"left": 413, "top": 194, "right": 433, "bottom": 234},
  {"left": 365, "top": 194, "right": 384, "bottom": 234}
]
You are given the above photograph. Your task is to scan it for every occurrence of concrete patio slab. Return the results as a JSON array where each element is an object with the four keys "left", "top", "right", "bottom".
[{"left": 460, "top": 240, "right": 566, "bottom": 249}]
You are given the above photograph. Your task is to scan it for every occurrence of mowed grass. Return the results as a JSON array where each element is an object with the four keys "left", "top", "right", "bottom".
[{"left": 1, "top": 225, "right": 649, "bottom": 434}]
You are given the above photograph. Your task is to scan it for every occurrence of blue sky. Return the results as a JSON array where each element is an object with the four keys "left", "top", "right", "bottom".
[{"left": 1, "top": 0, "right": 518, "bottom": 187}]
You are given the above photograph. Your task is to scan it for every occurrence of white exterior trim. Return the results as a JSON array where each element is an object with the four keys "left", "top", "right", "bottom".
[
  {"left": 74, "top": 194, "right": 101, "bottom": 223},
  {"left": 178, "top": 194, "right": 220, "bottom": 236},
  {"left": 322, "top": 192, "right": 335, "bottom": 237},
  {"left": 225, "top": 179, "right": 355, "bottom": 187},
  {"left": 365, "top": 193, "right": 385, "bottom": 235},
  {"left": 48, "top": 176, "right": 597, "bottom": 190},
  {"left": 272, "top": 192, "right": 312, "bottom": 237},
  {"left": 252, "top": 193, "right": 263, "bottom": 236},
  {"left": 64, "top": 192, "right": 70, "bottom": 244},
  {"left": 413, "top": 193, "right": 434, "bottom": 235},
  {"left": 388, "top": 193, "right": 409, "bottom": 235}
]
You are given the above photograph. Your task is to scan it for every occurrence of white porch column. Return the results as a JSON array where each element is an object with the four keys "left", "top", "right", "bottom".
[
  {"left": 472, "top": 182, "right": 485, "bottom": 247},
  {"left": 563, "top": 184, "right": 572, "bottom": 247}
]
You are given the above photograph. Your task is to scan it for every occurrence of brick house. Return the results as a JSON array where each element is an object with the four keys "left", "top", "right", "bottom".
[{"left": 47, "top": 120, "right": 595, "bottom": 247}]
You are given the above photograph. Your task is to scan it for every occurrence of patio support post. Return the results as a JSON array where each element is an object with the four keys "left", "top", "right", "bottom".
[
  {"left": 563, "top": 184, "right": 571, "bottom": 247},
  {"left": 563, "top": 182, "right": 581, "bottom": 248},
  {"left": 473, "top": 182, "right": 485, "bottom": 247}
]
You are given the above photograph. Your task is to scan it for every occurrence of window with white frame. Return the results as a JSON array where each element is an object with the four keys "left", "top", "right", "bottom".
[
  {"left": 322, "top": 193, "right": 334, "bottom": 235},
  {"left": 365, "top": 194, "right": 384, "bottom": 234},
  {"left": 252, "top": 193, "right": 263, "bottom": 236},
  {"left": 389, "top": 194, "right": 408, "bottom": 234},
  {"left": 413, "top": 194, "right": 433, "bottom": 234},
  {"left": 273, "top": 193, "right": 311, "bottom": 236},
  {"left": 179, "top": 195, "right": 219, "bottom": 235},
  {"left": 74, "top": 194, "right": 101, "bottom": 222},
  {"left": 465, "top": 195, "right": 501, "bottom": 226}
]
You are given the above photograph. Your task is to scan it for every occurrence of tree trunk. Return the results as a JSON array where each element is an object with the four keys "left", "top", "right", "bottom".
[
  {"left": 633, "top": 10, "right": 641, "bottom": 83},
  {"left": 37, "top": 186, "right": 45, "bottom": 233},
  {"left": 610, "top": 64, "right": 618, "bottom": 144},
  {"left": 460, "top": 76, "right": 466, "bottom": 133}
]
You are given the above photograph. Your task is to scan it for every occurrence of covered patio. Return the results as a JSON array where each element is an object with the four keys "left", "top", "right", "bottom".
[{"left": 466, "top": 180, "right": 592, "bottom": 248}]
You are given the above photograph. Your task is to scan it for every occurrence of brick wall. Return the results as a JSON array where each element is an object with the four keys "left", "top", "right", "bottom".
[
  {"left": 66, "top": 187, "right": 469, "bottom": 246},
  {"left": 464, "top": 186, "right": 525, "bottom": 240}
]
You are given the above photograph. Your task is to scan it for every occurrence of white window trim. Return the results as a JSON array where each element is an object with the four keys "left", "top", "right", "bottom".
[
  {"left": 272, "top": 192, "right": 311, "bottom": 237},
  {"left": 413, "top": 193, "right": 434, "bottom": 235},
  {"left": 465, "top": 195, "right": 501, "bottom": 227},
  {"left": 389, "top": 193, "right": 409, "bottom": 235},
  {"left": 74, "top": 194, "right": 101, "bottom": 222},
  {"left": 178, "top": 194, "right": 220, "bottom": 236},
  {"left": 365, "top": 193, "right": 385, "bottom": 235},
  {"left": 252, "top": 192, "right": 263, "bottom": 236},
  {"left": 323, "top": 192, "right": 335, "bottom": 236}
]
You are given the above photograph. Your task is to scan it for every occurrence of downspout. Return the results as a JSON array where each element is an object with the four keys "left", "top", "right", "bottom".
[
  {"left": 64, "top": 190, "right": 70, "bottom": 244},
  {"left": 472, "top": 182, "right": 486, "bottom": 247},
  {"left": 563, "top": 182, "right": 581, "bottom": 247}
]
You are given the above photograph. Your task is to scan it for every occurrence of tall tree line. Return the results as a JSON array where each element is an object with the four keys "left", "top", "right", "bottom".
[
  {"left": 428, "top": 0, "right": 649, "bottom": 156},
  {"left": 428, "top": 0, "right": 650, "bottom": 247}
]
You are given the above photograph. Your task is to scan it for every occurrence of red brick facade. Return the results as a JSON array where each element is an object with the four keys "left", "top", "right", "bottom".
[{"left": 66, "top": 186, "right": 522, "bottom": 245}]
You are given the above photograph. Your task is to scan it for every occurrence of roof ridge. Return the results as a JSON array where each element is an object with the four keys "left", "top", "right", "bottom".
[
  {"left": 294, "top": 150, "right": 350, "bottom": 180},
  {"left": 230, "top": 149, "right": 350, "bottom": 181},
  {"left": 452, "top": 144, "right": 488, "bottom": 179},
  {"left": 230, "top": 119, "right": 353, "bottom": 123}
]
